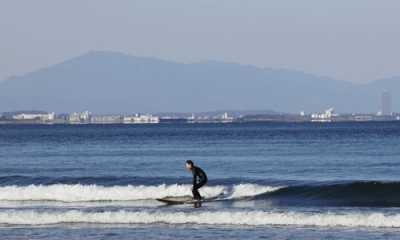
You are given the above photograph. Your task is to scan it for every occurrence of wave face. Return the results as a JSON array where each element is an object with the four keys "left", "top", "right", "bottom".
[{"left": 262, "top": 181, "right": 400, "bottom": 207}]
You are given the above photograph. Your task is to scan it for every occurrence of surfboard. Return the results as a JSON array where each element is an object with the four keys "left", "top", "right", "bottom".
[
  {"left": 156, "top": 198, "right": 214, "bottom": 205},
  {"left": 156, "top": 198, "right": 187, "bottom": 205}
]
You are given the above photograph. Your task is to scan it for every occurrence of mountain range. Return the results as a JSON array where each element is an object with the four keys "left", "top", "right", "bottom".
[{"left": 0, "top": 51, "right": 398, "bottom": 115}]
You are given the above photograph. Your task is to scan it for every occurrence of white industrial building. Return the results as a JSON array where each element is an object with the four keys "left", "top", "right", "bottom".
[
  {"left": 311, "top": 108, "right": 339, "bottom": 122},
  {"left": 13, "top": 112, "right": 55, "bottom": 121},
  {"left": 69, "top": 111, "right": 92, "bottom": 123},
  {"left": 123, "top": 113, "right": 159, "bottom": 124},
  {"left": 91, "top": 116, "right": 121, "bottom": 124}
]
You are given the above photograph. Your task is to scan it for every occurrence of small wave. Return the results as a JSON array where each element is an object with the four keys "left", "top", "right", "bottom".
[
  {"left": 0, "top": 183, "right": 280, "bottom": 202},
  {"left": 1, "top": 209, "right": 400, "bottom": 228},
  {"left": 225, "top": 184, "right": 282, "bottom": 199}
]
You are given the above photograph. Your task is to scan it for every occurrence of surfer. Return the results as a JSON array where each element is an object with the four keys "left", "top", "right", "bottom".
[{"left": 186, "top": 160, "right": 208, "bottom": 201}]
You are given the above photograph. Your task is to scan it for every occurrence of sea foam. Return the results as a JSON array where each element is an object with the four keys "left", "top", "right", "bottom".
[
  {"left": 1, "top": 209, "right": 400, "bottom": 228},
  {"left": 0, "top": 183, "right": 280, "bottom": 202}
]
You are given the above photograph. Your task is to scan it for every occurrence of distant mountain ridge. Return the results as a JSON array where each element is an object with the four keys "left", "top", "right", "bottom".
[{"left": 0, "top": 51, "right": 398, "bottom": 114}]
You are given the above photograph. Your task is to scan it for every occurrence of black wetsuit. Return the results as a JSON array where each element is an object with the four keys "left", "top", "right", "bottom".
[{"left": 191, "top": 166, "right": 208, "bottom": 200}]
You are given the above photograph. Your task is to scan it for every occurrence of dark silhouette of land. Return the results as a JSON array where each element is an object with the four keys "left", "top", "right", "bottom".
[{"left": 0, "top": 51, "right": 398, "bottom": 114}]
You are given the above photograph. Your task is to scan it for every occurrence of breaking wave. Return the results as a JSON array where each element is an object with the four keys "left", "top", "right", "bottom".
[
  {"left": 0, "top": 183, "right": 280, "bottom": 202},
  {"left": 1, "top": 209, "right": 400, "bottom": 228},
  {"left": 2, "top": 181, "right": 398, "bottom": 207}
]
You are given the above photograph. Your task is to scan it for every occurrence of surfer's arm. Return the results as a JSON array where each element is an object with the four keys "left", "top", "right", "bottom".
[{"left": 191, "top": 168, "right": 197, "bottom": 186}]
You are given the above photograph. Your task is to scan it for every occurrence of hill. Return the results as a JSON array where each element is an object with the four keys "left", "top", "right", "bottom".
[{"left": 0, "top": 51, "right": 398, "bottom": 114}]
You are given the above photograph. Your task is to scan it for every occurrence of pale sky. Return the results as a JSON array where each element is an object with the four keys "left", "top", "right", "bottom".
[{"left": 1, "top": 0, "right": 399, "bottom": 83}]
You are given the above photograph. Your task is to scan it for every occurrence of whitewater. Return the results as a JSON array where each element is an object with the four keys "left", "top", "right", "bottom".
[
  {"left": 2, "top": 209, "right": 400, "bottom": 228},
  {"left": 1, "top": 184, "right": 399, "bottom": 229},
  {"left": 0, "top": 184, "right": 279, "bottom": 202}
]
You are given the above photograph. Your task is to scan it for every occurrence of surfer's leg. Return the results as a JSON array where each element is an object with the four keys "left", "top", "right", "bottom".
[
  {"left": 192, "top": 187, "right": 201, "bottom": 200},
  {"left": 192, "top": 180, "right": 206, "bottom": 200},
  {"left": 192, "top": 183, "right": 203, "bottom": 200},
  {"left": 193, "top": 190, "right": 201, "bottom": 200}
]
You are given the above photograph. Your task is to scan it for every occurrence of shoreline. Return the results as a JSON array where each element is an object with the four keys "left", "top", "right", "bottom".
[{"left": 0, "top": 114, "right": 399, "bottom": 124}]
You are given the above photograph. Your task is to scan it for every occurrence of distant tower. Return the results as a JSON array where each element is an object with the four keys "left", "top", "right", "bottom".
[{"left": 381, "top": 90, "right": 392, "bottom": 116}]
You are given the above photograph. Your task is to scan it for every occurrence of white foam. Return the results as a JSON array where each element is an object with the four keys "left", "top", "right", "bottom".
[
  {"left": 226, "top": 184, "right": 281, "bottom": 199},
  {"left": 1, "top": 210, "right": 400, "bottom": 228},
  {"left": 0, "top": 184, "right": 191, "bottom": 202},
  {"left": 0, "top": 184, "right": 280, "bottom": 202}
]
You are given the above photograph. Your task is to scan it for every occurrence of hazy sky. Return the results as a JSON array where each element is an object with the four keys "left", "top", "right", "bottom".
[{"left": 1, "top": 0, "right": 399, "bottom": 83}]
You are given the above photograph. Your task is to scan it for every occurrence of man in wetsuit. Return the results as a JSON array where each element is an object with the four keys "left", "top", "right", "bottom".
[{"left": 186, "top": 160, "right": 207, "bottom": 201}]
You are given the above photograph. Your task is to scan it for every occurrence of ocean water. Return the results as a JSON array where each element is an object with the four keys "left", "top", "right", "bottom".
[{"left": 1, "top": 122, "right": 400, "bottom": 239}]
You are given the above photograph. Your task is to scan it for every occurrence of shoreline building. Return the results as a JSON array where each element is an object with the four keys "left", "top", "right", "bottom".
[
  {"left": 381, "top": 90, "right": 392, "bottom": 116},
  {"left": 12, "top": 112, "right": 55, "bottom": 121},
  {"left": 69, "top": 111, "right": 92, "bottom": 124},
  {"left": 311, "top": 108, "right": 339, "bottom": 122},
  {"left": 123, "top": 113, "right": 159, "bottom": 124}
]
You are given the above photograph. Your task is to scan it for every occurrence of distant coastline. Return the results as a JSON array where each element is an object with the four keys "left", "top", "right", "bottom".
[{"left": 1, "top": 111, "right": 399, "bottom": 125}]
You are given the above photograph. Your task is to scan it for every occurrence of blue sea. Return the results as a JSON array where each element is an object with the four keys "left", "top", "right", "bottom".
[{"left": 1, "top": 122, "right": 400, "bottom": 239}]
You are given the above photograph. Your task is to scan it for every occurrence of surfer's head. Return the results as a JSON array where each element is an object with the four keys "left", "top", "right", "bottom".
[{"left": 186, "top": 160, "right": 194, "bottom": 169}]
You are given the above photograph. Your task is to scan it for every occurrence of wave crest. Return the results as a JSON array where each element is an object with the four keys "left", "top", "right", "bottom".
[
  {"left": 0, "top": 183, "right": 279, "bottom": 202},
  {"left": 1, "top": 210, "right": 400, "bottom": 228}
]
